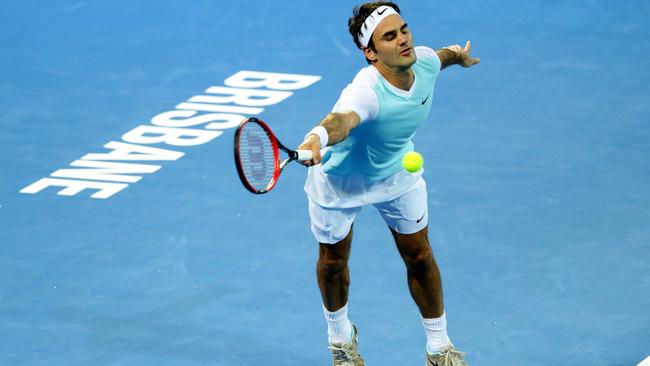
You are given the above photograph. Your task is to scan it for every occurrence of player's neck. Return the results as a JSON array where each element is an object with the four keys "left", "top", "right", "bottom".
[{"left": 373, "top": 62, "right": 414, "bottom": 91}]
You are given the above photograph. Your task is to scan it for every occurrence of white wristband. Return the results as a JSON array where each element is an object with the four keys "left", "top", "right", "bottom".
[{"left": 304, "top": 125, "right": 329, "bottom": 147}]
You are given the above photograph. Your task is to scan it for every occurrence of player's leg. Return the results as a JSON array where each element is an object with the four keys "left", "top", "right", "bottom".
[
  {"left": 375, "top": 178, "right": 467, "bottom": 364},
  {"left": 309, "top": 200, "right": 365, "bottom": 365},
  {"left": 390, "top": 226, "right": 444, "bottom": 318},
  {"left": 309, "top": 200, "right": 359, "bottom": 315},
  {"left": 390, "top": 227, "right": 466, "bottom": 362},
  {"left": 317, "top": 227, "right": 353, "bottom": 313},
  {"left": 385, "top": 216, "right": 452, "bottom": 354},
  {"left": 373, "top": 179, "right": 443, "bottom": 316}
]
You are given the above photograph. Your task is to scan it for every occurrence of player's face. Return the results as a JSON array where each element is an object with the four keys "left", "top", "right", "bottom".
[{"left": 365, "top": 14, "right": 416, "bottom": 70}]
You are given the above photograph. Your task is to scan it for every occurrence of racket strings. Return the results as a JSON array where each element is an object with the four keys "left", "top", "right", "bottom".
[{"left": 237, "top": 122, "right": 278, "bottom": 191}]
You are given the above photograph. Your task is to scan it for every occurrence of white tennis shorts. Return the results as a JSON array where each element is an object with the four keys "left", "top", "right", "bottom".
[{"left": 308, "top": 177, "right": 428, "bottom": 244}]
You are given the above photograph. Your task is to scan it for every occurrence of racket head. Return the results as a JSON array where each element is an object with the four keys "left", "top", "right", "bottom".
[{"left": 233, "top": 117, "right": 281, "bottom": 194}]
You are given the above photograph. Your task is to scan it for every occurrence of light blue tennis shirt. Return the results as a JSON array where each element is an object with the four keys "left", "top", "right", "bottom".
[{"left": 322, "top": 46, "right": 442, "bottom": 182}]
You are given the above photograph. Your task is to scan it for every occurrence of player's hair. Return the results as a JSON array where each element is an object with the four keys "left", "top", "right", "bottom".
[{"left": 348, "top": 1, "right": 401, "bottom": 64}]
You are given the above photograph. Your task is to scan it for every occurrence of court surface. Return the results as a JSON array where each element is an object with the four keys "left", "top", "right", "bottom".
[{"left": 2, "top": 1, "right": 649, "bottom": 365}]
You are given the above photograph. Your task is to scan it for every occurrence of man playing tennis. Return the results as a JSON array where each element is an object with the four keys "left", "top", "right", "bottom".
[{"left": 298, "top": 2, "right": 479, "bottom": 365}]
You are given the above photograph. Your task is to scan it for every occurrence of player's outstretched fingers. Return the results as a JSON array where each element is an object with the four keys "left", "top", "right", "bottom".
[{"left": 461, "top": 40, "right": 480, "bottom": 67}]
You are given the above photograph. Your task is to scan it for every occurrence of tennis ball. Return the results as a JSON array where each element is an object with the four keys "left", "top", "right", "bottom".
[{"left": 402, "top": 151, "right": 424, "bottom": 173}]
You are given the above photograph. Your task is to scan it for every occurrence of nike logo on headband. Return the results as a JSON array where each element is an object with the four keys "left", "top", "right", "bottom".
[{"left": 378, "top": 8, "right": 387, "bottom": 15}]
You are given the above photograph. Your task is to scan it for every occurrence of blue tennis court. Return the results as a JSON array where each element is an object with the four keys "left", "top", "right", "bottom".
[{"left": 2, "top": 1, "right": 649, "bottom": 365}]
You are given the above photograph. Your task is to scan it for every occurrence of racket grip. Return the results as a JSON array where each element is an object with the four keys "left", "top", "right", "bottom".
[{"left": 296, "top": 150, "right": 313, "bottom": 161}]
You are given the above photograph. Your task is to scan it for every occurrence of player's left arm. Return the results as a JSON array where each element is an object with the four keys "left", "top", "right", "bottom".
[{"left": 436, "top": 40, "right": 480, "bottom": 70}]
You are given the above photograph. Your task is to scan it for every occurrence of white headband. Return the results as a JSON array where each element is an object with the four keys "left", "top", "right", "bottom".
[{"left": 358, "top": 5, "right": 399, "bottom": 48}]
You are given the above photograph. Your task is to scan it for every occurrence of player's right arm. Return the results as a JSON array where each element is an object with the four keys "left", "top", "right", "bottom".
[
  {"left": 298, "top": 111, "right": 361, "bottom": 166},
  {"left": 299, "top": 76, "right": 377, "bottom": 166}
]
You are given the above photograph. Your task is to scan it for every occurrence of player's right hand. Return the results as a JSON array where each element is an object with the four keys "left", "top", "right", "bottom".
[{"left": 297, "top": 134, "right": 322, "bottom": 166}]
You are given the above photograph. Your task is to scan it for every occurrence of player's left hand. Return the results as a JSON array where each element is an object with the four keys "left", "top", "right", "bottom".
[{"left": 447, "top": 41, "right": 480, "bottom": 68}]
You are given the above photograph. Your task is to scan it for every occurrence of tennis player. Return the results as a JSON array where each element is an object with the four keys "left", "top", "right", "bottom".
[{"left": 298, "top": 2, "right": 479, "bottom": 365}]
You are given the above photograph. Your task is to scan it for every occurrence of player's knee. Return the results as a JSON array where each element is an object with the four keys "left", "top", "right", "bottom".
[
  {"left": 404, "top": 246, "right": 434, "bottom": 275},
  {"left": 317, "top": 254, "right": 348, "bottom": 278}
]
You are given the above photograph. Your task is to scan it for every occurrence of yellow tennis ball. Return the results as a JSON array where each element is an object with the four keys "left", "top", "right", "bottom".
[{"left": 402, "top": 151, "right": 424, "bottom": 173}]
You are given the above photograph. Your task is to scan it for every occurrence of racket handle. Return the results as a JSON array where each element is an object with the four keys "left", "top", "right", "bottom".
[{"left": 296, "top": 150, "right": 313, "bottom": 161}]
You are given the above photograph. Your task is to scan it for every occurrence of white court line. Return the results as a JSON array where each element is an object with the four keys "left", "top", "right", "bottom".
[{"left": 638, "top": 355, "right": 650, "bottom": 366}]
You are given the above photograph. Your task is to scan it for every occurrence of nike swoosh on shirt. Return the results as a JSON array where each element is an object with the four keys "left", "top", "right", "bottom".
[{"left": 421, "top": 94, "right": 430, "bottom": 105}]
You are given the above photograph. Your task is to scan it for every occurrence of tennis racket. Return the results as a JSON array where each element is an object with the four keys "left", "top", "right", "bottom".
[{"left": 233, "top": 117, "right": 313, "bottom": 194}]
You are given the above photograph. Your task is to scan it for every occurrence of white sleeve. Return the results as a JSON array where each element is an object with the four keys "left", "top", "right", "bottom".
[
  {"left": 415, "top": 46, "right": 442, "bottom": 73},
  {"left": 331, "top": 84, "right": 378, "bottom": 124},
  {"left": 415, "top": 46, "right": 437, "bottom": 58}
]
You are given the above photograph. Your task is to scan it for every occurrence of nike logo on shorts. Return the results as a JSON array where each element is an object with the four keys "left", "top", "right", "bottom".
[{"left": 416, "top": 212, "right": 426, "bottom": 223}]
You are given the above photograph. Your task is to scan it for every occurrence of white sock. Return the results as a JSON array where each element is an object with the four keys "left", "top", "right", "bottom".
[
  {"left": 422, "top": 312, "right": 452, "bottom": 354},
  {"left": 323, "top": 303, "right": 353, "bottom": 344}
]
